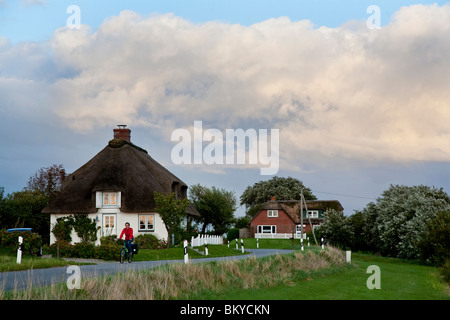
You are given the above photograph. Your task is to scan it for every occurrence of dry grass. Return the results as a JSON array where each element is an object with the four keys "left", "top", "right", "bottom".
[{"left": 4, "top": 247, "right": 345, "bottom": 300}]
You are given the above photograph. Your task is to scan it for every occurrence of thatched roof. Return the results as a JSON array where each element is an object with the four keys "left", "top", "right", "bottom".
[
  {"left": 42, "top": 138, "right": 199, "bottom": 216},
  {"left": 260, "top": 199, "right": 343, "bottom": 223}
]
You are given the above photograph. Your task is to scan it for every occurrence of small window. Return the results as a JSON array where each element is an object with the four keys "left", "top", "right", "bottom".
[
  {"left": 258, "top": 225, "right": 276, "bottom": 234},
  {"left": 267, "top": 210, "right": 278, "bottom": 217},
  {"left": 139, "top": 214, "right": 155, "bottom": 231},
  {"left": 103, "top": 192, "right": 119, "bottom": 207},
  {"left": 307, "top": 210, "right": 319, "bottom": 218}
]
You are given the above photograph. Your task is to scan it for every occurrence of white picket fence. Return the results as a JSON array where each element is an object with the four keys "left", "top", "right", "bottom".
[
  {"left": 255, "top": 233, "right": 306, "bottom": 239},
  {"left": 191, "top": 234, "right": 223, "bottom": 247}
]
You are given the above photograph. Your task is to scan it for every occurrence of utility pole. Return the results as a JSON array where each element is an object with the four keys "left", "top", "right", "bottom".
[
  {"left": 300, "top": 189, "right": 318, "bottom": 246},
  {"left": 300, "top": 190, "right": 303, "bottom": 241}
]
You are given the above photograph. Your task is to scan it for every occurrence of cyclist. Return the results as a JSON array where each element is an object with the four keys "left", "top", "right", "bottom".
[{"left": 119, "top": 222, "right": 134, "bottom": 255}]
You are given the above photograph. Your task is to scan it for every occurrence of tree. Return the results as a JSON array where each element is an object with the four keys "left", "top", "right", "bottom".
[
  {"left": 26, "top": 164, "right": 66, "bottom": 199},
  {"left": 0, "top": 189, "right": 50, "bottom": 242},
  {"left": 71, "top": 214, "right": 100, "bottom": 244},
  {"left": 154, "top": 191, "right": 190, "bottom": 248},
  {"left": 189, "top": 184, "right": 237, "bottom": 234},
  {"left": 317, "top": 209, "right": 354, "bottom": 249},
  {"left": 240, "top": 176, "right": 316, "bottom": 218},
  {"left": 417, "top": 211, "right": 450, "bottom": 266},
  {"left": 361, "top": 184, "right": 450, "bottom": 259}
]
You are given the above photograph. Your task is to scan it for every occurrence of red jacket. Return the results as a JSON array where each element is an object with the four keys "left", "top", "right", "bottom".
[{"left": 119, "top": 227, "right": 134, "bottom": 241}]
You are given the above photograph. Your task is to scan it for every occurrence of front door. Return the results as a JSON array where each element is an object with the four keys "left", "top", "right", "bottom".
[{"left": 102, "top": 214, "right": 116, "bottom": 237}]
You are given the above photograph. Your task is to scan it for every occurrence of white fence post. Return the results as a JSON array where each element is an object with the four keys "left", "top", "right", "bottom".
[
  {"left": 17, "top": 236, "right": 23, "bottom": 264},
  {"left": 184, "top": 239, "right": 189, "bottom": 264},
  {"left": 346, "top": 250, "right": 351, "bottom": 263},
  {"left": 241, "top": 239, "right": 244, "bottom": 253},
  {"left": 205, "top": 239, "right": 209, "bottom": 256}
]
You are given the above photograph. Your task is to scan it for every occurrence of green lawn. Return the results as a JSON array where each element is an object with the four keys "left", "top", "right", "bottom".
[
  {"left": 0, "top": 255, "right": 91, "bottom": 272},
  {"left": 133, "top": 244, "right": 248, "bottom": 261},
  {"left": 204, "top": 252, "right": 449, "bottom": 300}
]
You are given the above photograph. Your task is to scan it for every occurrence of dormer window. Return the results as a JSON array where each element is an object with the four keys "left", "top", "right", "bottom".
[
  {"left": 307, "top": 210, "right": 319, "bottom": 218},
  {"left": 96, "top": 191, "right": 121, "bottom": 208},
  {"left": 267, "top": 210, "right": 278, "bottom": 217}
]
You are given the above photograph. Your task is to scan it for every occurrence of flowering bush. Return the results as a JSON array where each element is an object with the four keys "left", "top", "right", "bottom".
[
  {"left": 48, "top": 240, "right": 74, "bottom": 257},
  {"left": 95, "top": 243, "right": 121, "bottom": 261},
  {"left": 0, "top": 230, "right": 42, "bottom": 255},
  {"left": 72, "top": 242, "right": 96, "bottom": 258}
]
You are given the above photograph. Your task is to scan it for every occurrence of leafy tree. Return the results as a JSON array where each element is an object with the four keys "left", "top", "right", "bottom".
[
  {"left": 189, "top": 184, "right": 237, "bottom": 234},
  {"left": 0, "top": 190, "right": 49, "bottom": 242},
  {"left": 317, "top": 209, "right": 354, "bottom": 249},
  {"left": 361, "top": 184, "right": 450, "bottom": 259},
  {"left": 26, "top": 164, "right": 66, "bottom": 199},
  {"left": 417, "top": 211, "right": 450, "bottom": 266},
  {"left": 154, "top": 191, "right": 190, "bottom": 248},
  {"left": 240, "top": 176, "right": 316, "bottom": 218}
]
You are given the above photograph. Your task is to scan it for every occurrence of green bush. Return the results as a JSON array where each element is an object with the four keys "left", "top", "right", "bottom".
[
  {"left": 72, "top": 242, "right": 96, "bottom": 258},
  {"left": 48, "top": 240, "right": 74, "bottom": 257},
  {"left": 0, "top": 230, "right": 42, "bottom": 255},
  {"left": 100, "top": 235, "right": 118, "bottom": 245},
  {"left": 95, "top": 243, "right": 121, "bottom": 261},
  {"left": 135, "top": 234, "right": 166, "bottom": 249},
  {"left": 226, "top": 228, "right": 239, "bottom": 241}
]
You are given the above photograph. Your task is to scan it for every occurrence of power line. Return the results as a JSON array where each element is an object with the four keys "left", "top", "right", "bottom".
[{"left": 311, "top": 190, "right": 376, "bottom": 200}]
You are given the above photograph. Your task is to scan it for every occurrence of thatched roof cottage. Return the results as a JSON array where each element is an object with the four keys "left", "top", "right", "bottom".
[{"left": 43, "top": 126, "right": 199, "bottom": 245}]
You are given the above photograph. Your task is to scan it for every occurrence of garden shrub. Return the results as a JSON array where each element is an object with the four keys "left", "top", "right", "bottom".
[
  {"left": 72, "top": 242, "right": 96, "bottom": 258},
  {"left": 48, "top": 240, "right": 74, "bottom": 257},
  {"left": 95, "top": 243, "right": 121, "bottom": 261},
  {"left": 226, "top": 228, "right": 239, "bottom": 242},
  {"left": 0, "top": 230, "right": 42, "bottom": 255},
  {"left": 135, "top": 234, "right": 166, "bottom": 249}
]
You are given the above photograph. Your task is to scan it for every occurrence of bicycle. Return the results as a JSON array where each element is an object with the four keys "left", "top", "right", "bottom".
[{"left": 119, "top": 240, "right": 134, "bottom": 263}]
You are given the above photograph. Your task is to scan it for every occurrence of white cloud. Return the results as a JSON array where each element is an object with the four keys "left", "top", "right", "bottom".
[{"left": 2, "top": 5, "right": 450, "bottom": 174}]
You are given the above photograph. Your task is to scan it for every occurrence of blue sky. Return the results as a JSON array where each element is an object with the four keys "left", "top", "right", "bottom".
[
  {"left": 1, "top": 1, "right": 450, "bottom": 217},
  {"left": 2, "top": 0, "right": 446, "bottom": 42}
]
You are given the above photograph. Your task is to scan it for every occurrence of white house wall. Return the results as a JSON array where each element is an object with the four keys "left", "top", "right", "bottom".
[{"left": 49, "top": 210, "right": 168, "bottom": 246}]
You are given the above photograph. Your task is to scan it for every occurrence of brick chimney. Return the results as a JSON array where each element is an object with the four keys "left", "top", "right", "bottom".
[{"left": 113, "top": 125, "right": 131, "bottom": 142}]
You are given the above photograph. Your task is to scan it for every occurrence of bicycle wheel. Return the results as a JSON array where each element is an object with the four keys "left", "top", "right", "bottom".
[{"left": 120, "top": 247, "right": 126, "bottom": 263}]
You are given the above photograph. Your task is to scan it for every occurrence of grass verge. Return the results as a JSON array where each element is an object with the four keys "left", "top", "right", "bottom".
[
  {"left": 1, "top": 246, "right": 346, "bottom": 300},
  {"left": 0, "top": 255, "right": 90, "bottom": 272}
]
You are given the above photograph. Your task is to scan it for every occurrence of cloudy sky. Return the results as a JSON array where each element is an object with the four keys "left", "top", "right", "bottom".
[{"left": 1, "top": 0, "right": 449, "bottom": 217}]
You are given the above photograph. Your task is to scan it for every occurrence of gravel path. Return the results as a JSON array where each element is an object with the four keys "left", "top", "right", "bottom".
[{"left": 0, "top": 249, "right": 294, "bottom": 292}]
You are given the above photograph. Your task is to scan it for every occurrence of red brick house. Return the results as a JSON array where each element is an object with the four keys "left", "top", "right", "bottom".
[{"left": 249, "top": 198, "right": 344, "bottom": 239}]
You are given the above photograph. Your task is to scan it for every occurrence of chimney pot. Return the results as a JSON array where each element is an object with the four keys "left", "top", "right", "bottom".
[{"left": 113, "top": 125, "right": 131, "bottom": 142}]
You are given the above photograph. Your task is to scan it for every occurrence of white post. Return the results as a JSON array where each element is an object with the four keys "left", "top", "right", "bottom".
[
  {"left": 191, "top": 236, "right": 194, "bottom": 249},
  {"left": 301, "top": 238, "right": 304, "bottom": 251},
  {"left": 17, "top": 236, "right": 23, "bottom": 264},
  {"left": 241, "top": 239, "right": 244, "bottom": 253},
  {"left": 257, "top": 238, "right": 259, "bottom": 249},
  {"left": 205, "top": 239, "right": 209, "bottom": 256},
  {"left": 307, "top": 237, "right": 310, "bottom": 246},
  {"left": 184, "top": 239, "right": 189, "bottom": 264},
  {"left": 227, "top": 240, "right": 229, "bottom": 248},
  {"left": 235, "top": 238, "right": 238, "bottom": 250},
  {"left": 321, "top": 238, "right": 324, "bottom": 250},
  {"left": 346, "top": 250, "right": 351, "bottom": 263}
]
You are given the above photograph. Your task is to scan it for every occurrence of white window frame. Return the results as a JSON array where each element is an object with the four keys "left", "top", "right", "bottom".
[
  {"left": 96, "top": 191, "right": 121, "bottom": 208},
  {"left": 267, "top": 210, "right": 278, "bottom": 217},
  {"left": 307, "top": 210, "right": 319, "bottom": 218},
  {"left": 102, "top": 214, "right": 116, "bottom": 236},
  {"left": 139, "top": 214, "right": 155, "bottom": 232},
  {"left": 257, "top": 225, "right": 276, "bottom": 234},
  {"left": 296, "top": 225, "right": 305, "bottom": 234}
]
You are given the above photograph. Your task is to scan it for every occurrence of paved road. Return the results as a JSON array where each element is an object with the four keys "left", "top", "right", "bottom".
[{"left": 0, "top": 249, "right": 294, "bottom": 292}]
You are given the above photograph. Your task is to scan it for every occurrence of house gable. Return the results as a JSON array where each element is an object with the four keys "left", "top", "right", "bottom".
[{"left": 250, "top": 207, "right": 295, "bottom": 235}]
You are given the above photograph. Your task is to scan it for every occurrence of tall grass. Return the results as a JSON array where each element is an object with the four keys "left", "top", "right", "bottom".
[{"left": 3, "top": 247, "right": 346, "bottom": 300}]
